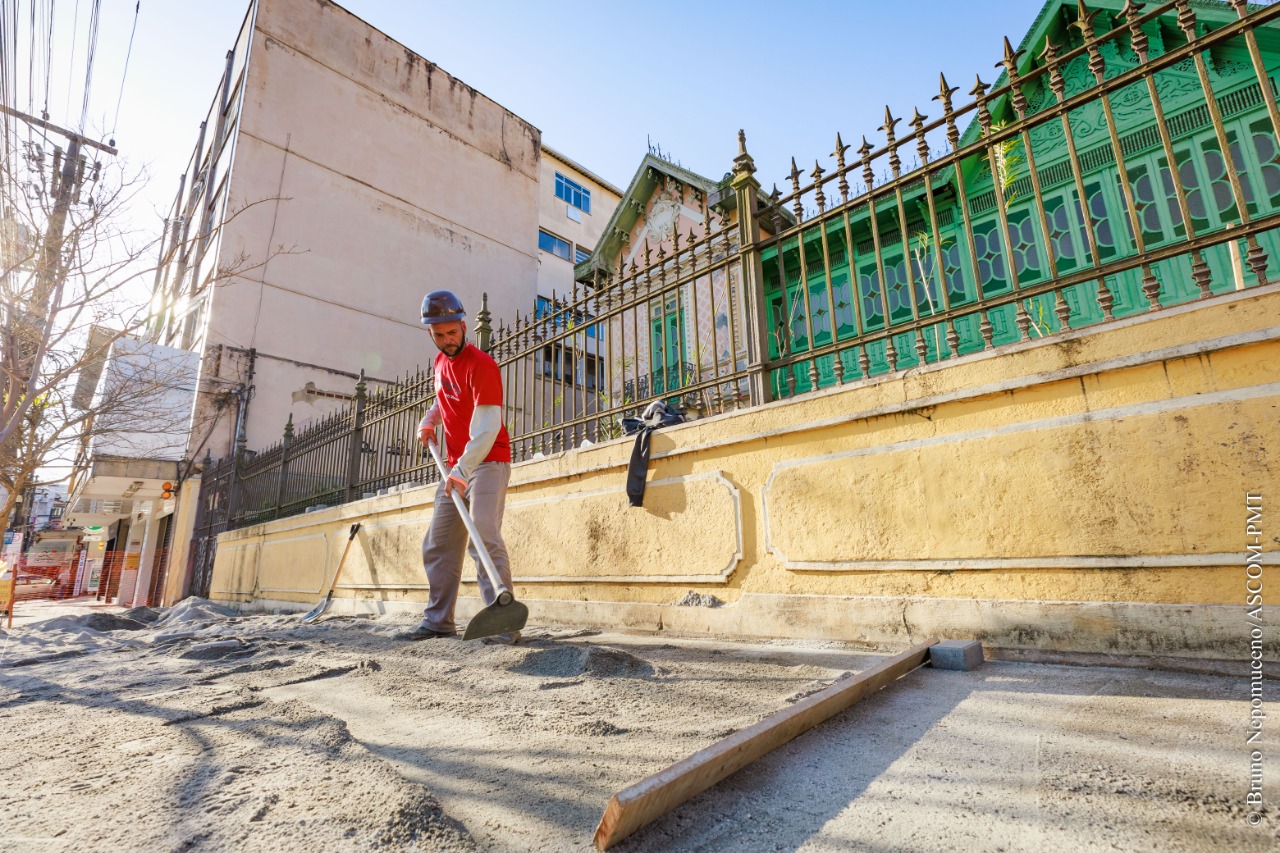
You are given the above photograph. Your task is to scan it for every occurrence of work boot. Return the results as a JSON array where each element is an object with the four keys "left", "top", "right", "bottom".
[
  {"left": 394, "top": 622, "right": 457, "bottom": 641},
  {"left": 480, "top": 631, "right": 521, "bottom": 646}
]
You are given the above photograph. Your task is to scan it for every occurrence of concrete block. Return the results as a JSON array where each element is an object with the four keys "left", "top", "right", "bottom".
[{"left": 929, "top": 639, "right": 984, "bottom": 671}]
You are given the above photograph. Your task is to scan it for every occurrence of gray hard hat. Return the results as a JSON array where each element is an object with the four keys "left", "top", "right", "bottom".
[{"left": 421, "top": 290, "right": 466, "bottom": 325}]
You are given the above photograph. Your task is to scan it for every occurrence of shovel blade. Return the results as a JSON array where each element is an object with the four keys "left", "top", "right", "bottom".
[
  {"left": 300, "top": 597, "right": 331, "bottom": 624},
  {"left": 462, "top": 599, "right": 529, "bottom": 641}
]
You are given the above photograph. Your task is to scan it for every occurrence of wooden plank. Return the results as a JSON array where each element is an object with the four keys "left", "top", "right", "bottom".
[{"left": 593, "top": 639, "right": 937, "bottom": 850}]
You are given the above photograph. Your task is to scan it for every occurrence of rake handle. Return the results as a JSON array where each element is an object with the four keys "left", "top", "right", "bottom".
[{"left": 427, "top": 442, "right": 511, "bottom": 604}]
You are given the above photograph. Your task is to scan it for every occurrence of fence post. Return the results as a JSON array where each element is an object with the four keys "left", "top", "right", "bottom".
[
  {"left": 227, "top": 413, "right": 249, "bottom": 528},
  {"left": 476, "top": 291, "right": 493, "bottom": 353},
  {"left": 200, "top": 449, "right": 216, "bottom": 531},
  {"left": 345, "top": 370, "right": 368, "bottom": 503},
  {"left": 731, "top": 129, "right": 773, "bottom": 406},
  {"left": 274, "top": 414, "right": 293, "bottom": 519}
]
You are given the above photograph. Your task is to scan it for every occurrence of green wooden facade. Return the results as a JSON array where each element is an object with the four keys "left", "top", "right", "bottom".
[{"left": 762, "top": 0, "right": 1280, "bottom": 396}]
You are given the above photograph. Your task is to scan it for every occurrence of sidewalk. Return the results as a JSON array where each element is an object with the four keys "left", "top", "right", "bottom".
[{"left": 3, "top": 595, "right": 126, "bottom": 630}]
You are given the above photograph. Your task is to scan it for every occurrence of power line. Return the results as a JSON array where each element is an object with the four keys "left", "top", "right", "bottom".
[
  {"left": 109, "top": 1, "right": 139, "bottom": 144},
  {"left": 0, "top": 3, "right": 12, "bottom": 112},
  {"left": 1, "top": 0, "right": 25, "bottom": 211},
  {"left": 78, "top": 0, "right": 101, "bottom": 133},
  {"left": 27, "top": 0, "right": 36, "bottom": 115},
  {"left": 43, "top": 0, "right": 55, "bottom": 119},
  {"left": 63, "top": 0, "right": 80, "bottom": 124}
]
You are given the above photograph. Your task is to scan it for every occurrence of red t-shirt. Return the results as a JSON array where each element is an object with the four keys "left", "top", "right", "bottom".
[{"left": 434, "top": 342, "right": 511, "bottom": 468}]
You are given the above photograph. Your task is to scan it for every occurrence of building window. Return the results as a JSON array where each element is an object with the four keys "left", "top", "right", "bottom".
[
  {"left": 555, "top": 173, "right": 591, "bottom": 214},
  {"left": 539, "top": 229, "right": 571, "bottom": 261},
  {"left": 536, "top": 295, "right": 598, "bottom": 338},
  {"left": 575, "top": 246, "right": 591, "bottom": 264},
  {"left": 539, "top": 344, "right": 571, "bottom": 381},
  {"left": 539, "top": 344, "right": 603, "bottom": 389}
]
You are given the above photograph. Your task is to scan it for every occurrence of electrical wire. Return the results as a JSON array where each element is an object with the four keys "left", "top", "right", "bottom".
[
  {"left": 1, "top": 0, "right": 23, "bottom": 214},
  {"left": 78, "top": 0, "right": 101, "bottom": 133},
  {"left": 0, "top": 2, "right": 13, "bottom": 113},
  {"left": 63, "top": 0, "right": 80, "bottom": 124},
  {"left": 42, "top": 0, "right": 55, "bottom": 119},
  {"left": 109, "top": 1, "right": 139, "bottom": 143},
  {"left": 27, "top": 0, "right": 36, "bottom": 115}
]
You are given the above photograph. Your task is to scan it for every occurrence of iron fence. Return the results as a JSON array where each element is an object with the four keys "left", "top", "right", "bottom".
[
  {"left": 193, "top": 370, "right": 448, "bottom": 539},
  {"left": 196, "top": 0, "right": 1280, "bottom": 538}
]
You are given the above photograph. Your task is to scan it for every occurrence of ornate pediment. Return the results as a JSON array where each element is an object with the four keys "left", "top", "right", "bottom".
[{"left": 574, "top": 155, "right": 725, "bottom": 282}]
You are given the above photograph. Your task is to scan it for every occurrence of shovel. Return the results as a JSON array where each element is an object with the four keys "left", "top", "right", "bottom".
[
  {"left": 301, "top": 522, "right": 362, "bottom": 623},
  {"left": 427, "top": 442, "right": 528, "bottom": 641}
]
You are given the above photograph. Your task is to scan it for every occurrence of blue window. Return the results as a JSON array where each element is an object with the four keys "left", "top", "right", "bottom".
[
  {"left": 555, "top": 172, "right": 591, "bottom": 214},
  {"left": 539, "top": 230, "right": 571, "bottom": 261},
  {"left": 575, "top": 246, "right": 591, "bottom": 264}
]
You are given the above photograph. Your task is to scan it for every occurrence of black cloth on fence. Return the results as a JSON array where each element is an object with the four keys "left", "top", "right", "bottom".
[{"left": 625, "top": 402, "right": 685, "bottom": 507}]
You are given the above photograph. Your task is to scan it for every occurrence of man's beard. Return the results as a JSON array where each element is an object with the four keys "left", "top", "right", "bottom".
[{"left": 436, "top": 339, "right": 464, "bottom": 357}]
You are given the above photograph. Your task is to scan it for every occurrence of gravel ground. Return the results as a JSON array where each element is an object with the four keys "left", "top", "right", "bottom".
[{"left": 0, "top": 598, "right": 1273, "bottom": 852}]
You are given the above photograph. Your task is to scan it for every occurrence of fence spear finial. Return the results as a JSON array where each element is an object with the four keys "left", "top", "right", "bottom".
[
  {"left": 1121, "top": 1, "right": 1150, "bottom": 61},
  {"left": 1074, "top": 0, "right": 1100, "bottom": 38},
  {"left": 811, "top": 160, "right": 826, "bottom": 212},
  {"left": 933, "top": 73, "right": 960, "bottom": 150},
  {"left": 911, "top": 108, "right": 930, "bottom": 162},
  {"left": 833, "top": 133, "right": 851, "bottom": 202},
  {"left": 858, "top": 136, "right": 875, "bottom": 190},
  {"left": 881, "top": 107, "right": 901, "bottom": 177},
  {"left": 936, "top": 72, "right": 957, "bottom": 105},
  {"left": 788, "top": 157, "right": 805, "bottom": 219},
  {"left": 999, "top": 36, "right": 1024, "bottom": 76},
  {"left": 881, "top": 106, "right": 899, "bottom": 139}
]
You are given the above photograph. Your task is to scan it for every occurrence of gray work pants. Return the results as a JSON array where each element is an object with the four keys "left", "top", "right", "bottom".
[{"left": 420, "top": 461, "right": 512, "bottom": 632}]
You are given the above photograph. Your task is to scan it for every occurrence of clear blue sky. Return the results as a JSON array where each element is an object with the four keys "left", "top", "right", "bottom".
[{"left": 12, "top": 0, "right": 1045, "bottom": 228}]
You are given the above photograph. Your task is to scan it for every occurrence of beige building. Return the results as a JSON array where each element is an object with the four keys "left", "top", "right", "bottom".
[
  {"left": 536, "top": 146, "right": 621, "bottom": 303},
  {"left": 505, "top": 147, "right": 622, "bottom": 440},
  {"left": 148, "top": 0, "right": 543, "bottom": 467}
]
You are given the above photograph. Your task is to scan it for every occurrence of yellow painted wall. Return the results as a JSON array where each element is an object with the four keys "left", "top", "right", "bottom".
[
  {"left": 208, "top": 285, "right": 1280, "bottom": 660},
  {"left": 161, "top": 481, "right": 202, "bottom": 606}
]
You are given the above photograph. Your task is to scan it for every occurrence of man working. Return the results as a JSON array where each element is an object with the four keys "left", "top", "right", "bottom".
[{"left": 396, "top": 290, "right": 518, "bottom": 644}]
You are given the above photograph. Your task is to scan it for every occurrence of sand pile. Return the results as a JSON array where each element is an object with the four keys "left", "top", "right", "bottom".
[
  {"left": 511, "top": 644, "right": 657, "bottom": 679},
  {"left": 32, "top": 612, "right": 149, "bottom": 633},
  {"left": 675, "top": 591, "right": 723, "bottom": 608},
  {"left": 152, "top": 596, "right": 239, "bottom": 627},
  {"left": 121, "top": 605, "right": 163, "bottom": 624}
]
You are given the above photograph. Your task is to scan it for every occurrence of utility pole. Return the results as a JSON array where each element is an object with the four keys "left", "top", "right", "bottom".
[
  {"left": 2, "top": 104, "right": 117, "bottom": 306},
  {"left": 0, "top": 104, "right": 117, "bottom": 379}
]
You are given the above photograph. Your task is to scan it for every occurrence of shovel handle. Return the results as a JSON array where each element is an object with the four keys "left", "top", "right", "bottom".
[
  {"left": 427, "top": 442, "right": 511, "bottom": 603},
  {"left": 326, "top": 522, "right": 362, "bottom": 596}
]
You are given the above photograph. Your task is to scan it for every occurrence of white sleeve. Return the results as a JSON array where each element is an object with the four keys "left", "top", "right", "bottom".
[
  {"left": 452, "top": 405, "right": 502, "bottom": 480},
  {"left": 419, "top": 402, "right": 442, "bottom": 431}
]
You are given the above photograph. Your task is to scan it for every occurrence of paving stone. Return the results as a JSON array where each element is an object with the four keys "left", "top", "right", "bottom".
[{"left": 929, "top": 639, "right": 984, "bottom": 671}]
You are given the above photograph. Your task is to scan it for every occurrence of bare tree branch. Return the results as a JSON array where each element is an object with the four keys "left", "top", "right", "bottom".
[{"left": 0, "top": 144, "right": 293, "bottom": 526}]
